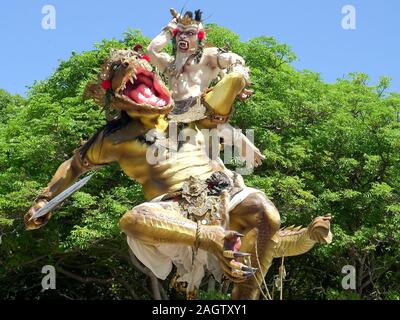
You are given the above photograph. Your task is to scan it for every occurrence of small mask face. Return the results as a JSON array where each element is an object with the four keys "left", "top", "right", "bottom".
[{"left": 176, "top": 26, "right": 198, "bottom": 54}]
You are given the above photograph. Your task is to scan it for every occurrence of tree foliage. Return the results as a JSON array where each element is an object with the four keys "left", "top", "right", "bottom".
[{"left": 0, "top": 26, "right": 399, "bottom": 300}]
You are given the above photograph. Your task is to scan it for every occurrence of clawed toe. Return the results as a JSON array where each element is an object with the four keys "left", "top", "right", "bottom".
[
  {"left": 231, "top": 269, "right": 253, "bottom": 277},
  {"left": 224, "top": 231, "right": 244, "bottom": 239}
]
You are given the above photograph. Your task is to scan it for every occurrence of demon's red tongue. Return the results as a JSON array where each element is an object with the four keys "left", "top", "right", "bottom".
[{"left": 129, "top": 84, "right": 166, "bottom": 107}]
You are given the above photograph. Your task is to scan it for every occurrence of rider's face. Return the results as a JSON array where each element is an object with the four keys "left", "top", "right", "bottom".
[{"left": 176, "top": 27, "right": 198, "bottom": 53}]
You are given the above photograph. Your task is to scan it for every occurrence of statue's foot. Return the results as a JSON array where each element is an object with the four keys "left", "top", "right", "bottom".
[
  {"left": 186, "top": 289, "right": 198, "bottom": 300},
  {"left": 309, "top": 214, "right": 333, "bottom": 244},
  {"left": 170, "top": 274, "right": 187, "bottom": 293}
]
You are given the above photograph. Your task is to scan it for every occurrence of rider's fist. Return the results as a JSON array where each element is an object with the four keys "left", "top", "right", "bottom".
[{"left": 24, "top": 199, "right": 52, "bottom": 231}]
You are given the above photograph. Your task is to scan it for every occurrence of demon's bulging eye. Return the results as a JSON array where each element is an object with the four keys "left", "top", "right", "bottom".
[
  {"left": 182, "top": 31, "right": 195, "bottom": 37},
  {"left": 113, "top": 64, "right": 121, "bottom": 71}
]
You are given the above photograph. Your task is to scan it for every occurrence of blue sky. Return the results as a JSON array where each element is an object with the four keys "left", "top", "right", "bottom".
[{"left": 1, "top": 0, "right": 399, "bottom": 96}]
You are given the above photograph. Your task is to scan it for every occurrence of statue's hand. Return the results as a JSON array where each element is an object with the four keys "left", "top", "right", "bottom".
[
  {"left": 201, "top": 226, "right": 257, "bottom": 283},
  {"left": 164, "top": 17, "right": 178, "bottom": 35},
  {"left": 242, "top": 144, "right": 265, "bottom": 168},
  {"left": 24, "top": 199, "right": 52, "bottom": 231},
  {"left": 167, "top": 8, "right": 180, "bottom": 30},
  {"left": 252, "top": 147, "right": 265, "bottom": 167},
  {"left": 237, "top": 72, "right": 254, "bottom": 101},
  {"left": 238, "top": 88, "right": 254, "bottom": 101}
]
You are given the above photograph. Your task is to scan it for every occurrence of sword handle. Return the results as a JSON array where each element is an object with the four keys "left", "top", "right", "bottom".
[{"left": 24, "top": 199, "right": 52, "bottom": 231}]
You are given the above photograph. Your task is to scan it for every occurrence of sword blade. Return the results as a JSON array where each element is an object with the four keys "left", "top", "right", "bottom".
[{"left": 29, "top": 173, "right": 95, "bottom": 221}]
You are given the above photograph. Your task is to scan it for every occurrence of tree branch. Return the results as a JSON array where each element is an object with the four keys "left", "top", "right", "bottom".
[
  {"left": 57, "top": 266, "right": 114, "bottom": 285},
  {"left": 127, "top": 249, "right": 163, "bottom": 300},
  {"left": 117, "top": 276, "right": 139, "bottom": 300},
  {"left": 159, "top": 281, "right": 169, "bottom": 300}
]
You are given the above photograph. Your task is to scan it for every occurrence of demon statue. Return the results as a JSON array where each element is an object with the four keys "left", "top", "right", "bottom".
[{"left": 24, "top": 9, "right": 332, "bottom": 300}]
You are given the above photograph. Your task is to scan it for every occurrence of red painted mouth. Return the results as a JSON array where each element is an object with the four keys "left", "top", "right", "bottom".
[{"left": 121, "top": 67, "right": 171, "bottom": 108}]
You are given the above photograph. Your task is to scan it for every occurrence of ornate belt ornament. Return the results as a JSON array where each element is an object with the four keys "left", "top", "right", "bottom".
[{"left": 179, "top": 172, "right": 233, "bottom": 225}]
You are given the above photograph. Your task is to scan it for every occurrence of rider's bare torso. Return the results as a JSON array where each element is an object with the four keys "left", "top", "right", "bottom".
[{"left": 167, "top": 48, "right": 224, "bottom": 101}]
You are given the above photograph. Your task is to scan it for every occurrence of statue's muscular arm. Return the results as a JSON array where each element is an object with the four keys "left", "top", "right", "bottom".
[
  {"left": 204, "top": 48, "right": 251, "bottom": 84},
  {"left": 146, "top": 21, "right": 176, "bottom": 73},
  {"left": 202, "top": 48, "right": 264, "bottom": 167},
  {"left": 24, "top": 131, "right": 118, "bottom": 230}
]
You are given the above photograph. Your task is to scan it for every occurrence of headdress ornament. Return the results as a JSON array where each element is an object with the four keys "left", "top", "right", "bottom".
[{"left": 170, "top": 8, "right": 203, "bottom": 27}]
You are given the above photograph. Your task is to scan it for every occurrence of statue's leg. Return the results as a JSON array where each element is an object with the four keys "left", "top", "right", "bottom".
[
  {"left": 203, "top": 72, "right": 247, "bottom": 116},
  {"left": 119, "top": 200, "right": 255, "bottom": 281},
  {"left": 229, "top": 192, "right": 281, "bottom": 300}
]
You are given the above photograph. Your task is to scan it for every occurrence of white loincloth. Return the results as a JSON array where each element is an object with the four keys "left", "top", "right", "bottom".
[{"left": 126, "top": 187, "right": 262, "bottom": 292}]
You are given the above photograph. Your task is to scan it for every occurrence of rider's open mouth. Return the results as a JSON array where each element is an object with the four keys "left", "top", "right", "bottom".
[
  {"left": 119, "top": 67, "right": 171, "bottom": 108},
  {"left": 178, "top": 40, "right": 189, "bottom": 51}
]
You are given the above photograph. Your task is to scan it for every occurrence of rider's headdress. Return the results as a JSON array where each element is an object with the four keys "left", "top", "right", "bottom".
[{"left": 171, "top": 9, "right": 205, "bottom": 35}]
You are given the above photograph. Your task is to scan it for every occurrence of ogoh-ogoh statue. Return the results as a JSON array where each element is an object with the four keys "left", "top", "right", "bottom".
[{"left": 25, "top": 9, "right": 332, "bottom": 300}]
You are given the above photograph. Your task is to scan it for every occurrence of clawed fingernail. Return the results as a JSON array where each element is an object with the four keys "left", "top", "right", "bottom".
[
  {"left": 242, "top": 270, "right": 256, "bottom": 277},
  {"left": 234, "top": 252, "right": 251, "bottom": 258},
  {"left": 241, "top": 266, "right": 258, "bottom": 273}
]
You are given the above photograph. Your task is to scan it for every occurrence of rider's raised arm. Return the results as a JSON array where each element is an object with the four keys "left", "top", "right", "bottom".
[
  {"left": 217, "top": 123, "right": 265, "bottom": 168},
  {"left": 146, "top": 21, "right": 176, "bottom": 73}
]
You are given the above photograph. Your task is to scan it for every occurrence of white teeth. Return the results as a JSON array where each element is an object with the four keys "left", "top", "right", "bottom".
[
  {"left": 129, "top": 76, "right": 135, "bottom": 84},
  {"left": 179, "top": 42, "right": 188, "bottom": 49}
]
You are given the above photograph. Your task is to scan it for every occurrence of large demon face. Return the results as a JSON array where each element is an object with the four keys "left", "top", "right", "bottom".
[{"left": 86, "top": 49, "right": 173, "bottom": 116}]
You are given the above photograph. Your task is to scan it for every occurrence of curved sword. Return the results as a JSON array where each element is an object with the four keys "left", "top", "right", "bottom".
[{"left": 29, "top": 173, "right": 95, "bottom": 221}]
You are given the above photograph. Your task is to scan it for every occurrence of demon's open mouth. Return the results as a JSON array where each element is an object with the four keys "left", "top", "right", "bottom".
[
  {"left": 118, "top": 67, "right": 171, "bottom": 109},
  {"left": 178, "top": 40, "right": 189, "bottom": 51}
]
